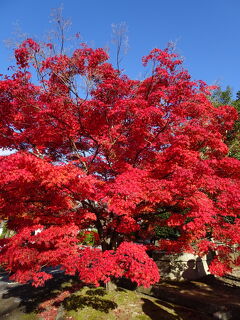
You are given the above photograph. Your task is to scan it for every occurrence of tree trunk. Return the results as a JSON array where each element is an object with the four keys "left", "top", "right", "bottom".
[{"left": 105, "top": 280, "right": 117, "bottom": 291}]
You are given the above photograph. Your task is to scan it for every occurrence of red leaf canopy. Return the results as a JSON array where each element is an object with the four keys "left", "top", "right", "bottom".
[{"left": 0, "top": 39, "right": 239, "bottom": 286}]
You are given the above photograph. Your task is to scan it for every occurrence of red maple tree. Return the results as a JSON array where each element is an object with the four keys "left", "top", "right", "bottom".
[{"left": 0, "top": 39, "right": 239, "bottom": 287}]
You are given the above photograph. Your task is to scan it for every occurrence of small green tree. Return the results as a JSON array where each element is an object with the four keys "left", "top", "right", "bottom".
[
  {"left": 211, "top": 86, "right": 233, "bottom": 106},
  {"left": 211, "top": 86, "right": 240, "bottom": 160}
]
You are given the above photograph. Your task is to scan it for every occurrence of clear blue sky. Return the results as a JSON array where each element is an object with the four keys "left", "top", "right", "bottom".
[{"left": 0, "top": 0, "right": 240, "bottom": 96}]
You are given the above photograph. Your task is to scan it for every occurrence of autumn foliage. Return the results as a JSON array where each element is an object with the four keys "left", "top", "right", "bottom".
[{"left": 0, "top": 38, "right": 239, "bottom": 287}]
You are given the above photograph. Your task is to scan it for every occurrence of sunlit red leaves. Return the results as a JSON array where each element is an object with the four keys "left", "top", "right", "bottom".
[
  {"left": 73, "top": 242, "right": 160, "bottom": 287},
  {"left": 0, "top": 152, "right": 99, "bottom": 226}
]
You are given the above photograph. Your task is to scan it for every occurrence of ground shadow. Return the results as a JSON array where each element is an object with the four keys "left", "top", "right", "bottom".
[
  {"left": 85, "top": 288, "right": 106, "bottom": 297},
  {"left": 141, "top": 297, "right": 212, "bottom": 320},
  {"left": 142, "top": 298, "right": 178, "bottom": 320},
  {"left": 146, "top": 275, "right": 240, "bottom": 320},
  {"left": 2, "top": 273, "right": 77, "bottom": 313},
  {"left": 115, "top": 277, "right": 138, "bottom": 290},
  {"left": 3, "top": 274, "right": 118, "bottom": 315},
  {"left": 63, "top": 293, "right": 118, "bottom": 313}
]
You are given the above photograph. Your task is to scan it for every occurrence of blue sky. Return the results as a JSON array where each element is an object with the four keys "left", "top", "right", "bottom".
[{"left": 0, "top": 0, "right": 240, "bottom": 96}]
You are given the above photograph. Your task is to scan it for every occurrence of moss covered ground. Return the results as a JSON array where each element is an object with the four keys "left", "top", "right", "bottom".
[{"left": 54, "top": 285, "right": 211, "bottom": 320}]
